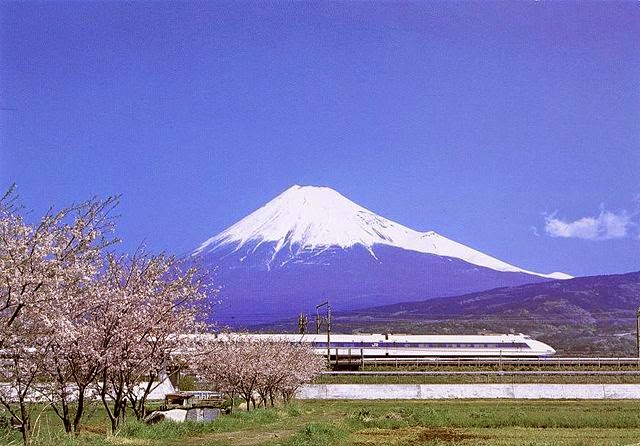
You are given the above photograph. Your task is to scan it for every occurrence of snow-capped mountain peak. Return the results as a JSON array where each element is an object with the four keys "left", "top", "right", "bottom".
[
  {"left": 194, "top": 185, "right": 415, "bottom": 253},
  {"left": 194, "top": 185, "right": 571, "bottom": 280}
]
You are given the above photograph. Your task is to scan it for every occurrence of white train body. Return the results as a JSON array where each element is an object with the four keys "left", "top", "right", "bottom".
[{"left": 224, "top": 333, "right": 556, "bottom": 358}]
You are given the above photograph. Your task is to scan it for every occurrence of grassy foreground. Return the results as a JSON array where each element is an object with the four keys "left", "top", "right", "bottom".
[{"left": 4, "top": 399, "right": 640, "bottom": 445}]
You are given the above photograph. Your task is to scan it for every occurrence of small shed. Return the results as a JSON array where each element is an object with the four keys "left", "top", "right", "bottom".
[
  {"left": 163, "top": 392, "right": 195, "bottom": 410},
  {"left": 191, "top": 391, "right": 225, "bottom": 408},
  {"left": 148, "top": 391, "right": 226, "bottom": 424}
]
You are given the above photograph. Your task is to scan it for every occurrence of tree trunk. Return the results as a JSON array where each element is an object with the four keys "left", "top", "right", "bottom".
[
  {"left": 133, "top": 379, "right": 154, "bottom": 420},
  {"left": 120, "top": 400, "right": 126, "bottom": 424},
  {"left": 100, "top": 371, "right": 125, "bottom": 435},
  {"left": 256, "top": 390, "right": 267, "bottom": 408},
  {"left": 50, "top": 394, "right": 73, "bottom": 434},
  {"left": 110, "top": 417, "right": 118, "bottom": 435},
  {"left": 61, "top": 398, "right": 72, "bottom": 434},
  {"left": 19, "top": 401, "right": 30, "bottom": 446},
  {"left": 73, "top": 387, "right": 86, "bottom": 434}
]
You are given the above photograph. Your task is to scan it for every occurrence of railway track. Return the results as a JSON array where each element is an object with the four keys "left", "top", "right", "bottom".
[
  {"left": 331, "top": 357, "right": 640, "bottom": 368},
  {"left": 323, "top": 370, "right": 640, "bottom": 376},
  {"left": 317, "top": 369, "right": 640, "bottom": 385}
]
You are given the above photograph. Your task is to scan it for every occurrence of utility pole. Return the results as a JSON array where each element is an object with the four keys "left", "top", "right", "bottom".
[
  {"left": 315, "top": 308, "right": 321, "bottom": 334},
  {"left": 327, "top": 303, "right": 331, "bottom": 359},
  {"left": 316, "top": 301, "right": 331, "bottom": 365},
  {"left": 297, "top": 312, "right": 308, "bottom": 334},
  {"left": 636, "top": 307, "right": 640, "bottom": 360}
]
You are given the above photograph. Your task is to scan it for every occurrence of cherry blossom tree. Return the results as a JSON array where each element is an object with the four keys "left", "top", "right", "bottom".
[
  {"left": 93, "top": 251, "right": 208, "bottom": 433},
  {"left": 0, "top": 188, "right": 216, "bottom": 442},
  {"left": 0, "top": 189, "right": 118, "bottom": 444},
  {"left": 0, "top": 315, "right": 50, "bottom": 445},
  {"left": 37, "top": 277, "right": 107, "bottom": 435},
  {"left": 275, "top": 342, "right": 325, "bottom": 404},
  {"left": 187, "top": 335, "right": 250, "bottom": 411},
  {"left": 192, "top": 335, "right": 325, "bottom": 412}
]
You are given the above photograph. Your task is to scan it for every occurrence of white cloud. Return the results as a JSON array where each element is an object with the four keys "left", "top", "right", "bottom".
[{"left": 544, "top": 210, "right": 633, "bottom": 241}]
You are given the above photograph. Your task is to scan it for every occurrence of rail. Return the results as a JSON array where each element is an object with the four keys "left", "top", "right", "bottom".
[
  {"left": 322, "top": 370, "right": 640, "bottom": 376},
  {"left": 333, "top": 357, "right": 640, "bottom": 367}
]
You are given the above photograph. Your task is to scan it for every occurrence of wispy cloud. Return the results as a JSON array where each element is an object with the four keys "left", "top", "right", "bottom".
[{"left": 544, "top": 209, "right": 635, "bottom": 241}]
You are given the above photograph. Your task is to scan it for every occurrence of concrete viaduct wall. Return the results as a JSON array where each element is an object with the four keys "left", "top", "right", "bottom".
[{"left": 297, "top": 384, "right": 640, "bottom": 400}]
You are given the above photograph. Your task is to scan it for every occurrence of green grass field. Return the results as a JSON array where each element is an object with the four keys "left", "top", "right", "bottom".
[{"left": 4, "top": 399, "right": 640, "bottom": 446}]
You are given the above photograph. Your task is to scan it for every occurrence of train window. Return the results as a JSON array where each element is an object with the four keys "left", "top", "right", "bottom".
[{"left": 338, "top": 341, "right": 535, "bottom": 349}]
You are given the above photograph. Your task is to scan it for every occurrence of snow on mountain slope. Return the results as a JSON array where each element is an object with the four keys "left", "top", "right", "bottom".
[
  {"left": 410, "top": 231, "right": 571, "bottom": 280},
  {"left": 193, "top": 185, "right": 571, "bottom": 280}
]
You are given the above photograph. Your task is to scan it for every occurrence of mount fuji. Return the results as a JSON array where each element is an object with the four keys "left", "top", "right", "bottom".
[{"left": 192, "top": 185, "right": 571, "bottom": 326}]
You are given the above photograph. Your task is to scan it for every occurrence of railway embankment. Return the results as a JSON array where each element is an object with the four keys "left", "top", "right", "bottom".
[{"left": 297, "top": 383, "right": 640, "bottom": 399}]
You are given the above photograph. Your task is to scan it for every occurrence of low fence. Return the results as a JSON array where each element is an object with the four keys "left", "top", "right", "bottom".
[{"left": 297, "top": 383, "right": 640, "bottom": 400}]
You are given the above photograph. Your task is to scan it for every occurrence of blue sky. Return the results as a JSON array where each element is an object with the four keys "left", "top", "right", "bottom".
[{"left": 1, "top": 1, "right": 638, "bottom": 277}]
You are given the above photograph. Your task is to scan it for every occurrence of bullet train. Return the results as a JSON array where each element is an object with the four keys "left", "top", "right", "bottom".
[{"left": 230, "top": 333, "right": 556, "bottom": 358}]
